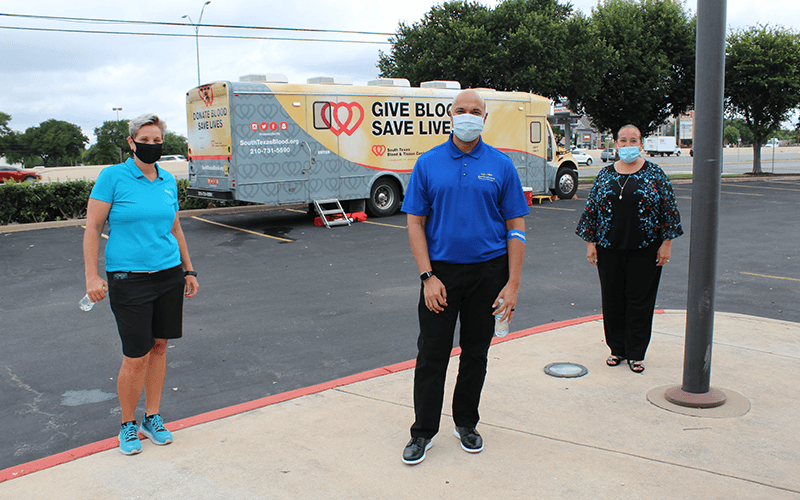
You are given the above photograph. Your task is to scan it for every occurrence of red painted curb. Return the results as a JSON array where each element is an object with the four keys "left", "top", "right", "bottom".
[{"left": 0, "top": 313, "right": 613, "bottom": 483}]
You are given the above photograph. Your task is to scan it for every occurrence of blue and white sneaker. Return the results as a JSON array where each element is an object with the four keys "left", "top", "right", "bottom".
[
  {"left": 119, "top": 421, "right": 142, "bottom": 455},
  {"left": 139, "top": 413, "right": 173, "bottom": 445}
]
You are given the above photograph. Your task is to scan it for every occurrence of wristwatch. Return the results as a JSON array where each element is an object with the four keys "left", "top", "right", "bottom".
[
  {"left": 184, "top": 270, "right": 198, "bottom": 277},
  {"left": 420, "top": 271, "right": 434, "bottom": 282}
]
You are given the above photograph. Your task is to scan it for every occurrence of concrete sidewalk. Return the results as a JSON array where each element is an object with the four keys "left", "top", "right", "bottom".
[{"left": 2, "top": 310, "right": 799, "bottom": 499}]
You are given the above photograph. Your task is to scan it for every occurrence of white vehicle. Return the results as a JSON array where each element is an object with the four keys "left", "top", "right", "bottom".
[
  {"left": 159, "top": 155, "right": 187, "bottom": 162},
  {"left": 570, "top": 149, "right": 593, "bottom": 165},
  {"left": 185, "top": 76, "right": 580, "bottom": 216},
  {"left": 644, "top": 136, "right": 681, "bottom": 157},
  {"left": 764, "top": 138, "right": 779, "bottom": 147}
]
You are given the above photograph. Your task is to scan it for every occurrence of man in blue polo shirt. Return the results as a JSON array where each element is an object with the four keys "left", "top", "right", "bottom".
[{"left": 401, "top": 89, "right": 529, "bottom": 465}]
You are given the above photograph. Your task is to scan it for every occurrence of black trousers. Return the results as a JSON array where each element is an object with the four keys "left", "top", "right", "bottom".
[
  {"left": 596, "top": 242, "right": 663, "bottom": 361},
  {"left": 410, "top": 254, "right": 508, "bottom": 439}
]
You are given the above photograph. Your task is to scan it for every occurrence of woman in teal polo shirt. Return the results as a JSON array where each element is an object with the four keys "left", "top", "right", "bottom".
[{"left": 83, "top": 114, "right": 199, "bottom": 455}]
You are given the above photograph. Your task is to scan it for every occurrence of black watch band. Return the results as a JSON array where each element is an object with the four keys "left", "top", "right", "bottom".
[
  {"left": 184, "top": 270, "right": 198, "bottom": 277},
  {"left": 420, "top": 271, "right": 434, "bottom": 282}
]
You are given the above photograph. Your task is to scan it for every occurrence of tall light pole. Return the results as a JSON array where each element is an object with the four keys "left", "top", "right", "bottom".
[
  {"left": 182, "top": 1, "right": 211, "bottom": 86},
  {"left": 112, "top": 107, "right": 124, "bottom": 163}
]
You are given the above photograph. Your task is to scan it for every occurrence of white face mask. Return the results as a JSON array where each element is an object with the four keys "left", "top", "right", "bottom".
[{"left": 452, "top": 113, "right": 484, "bottom": 142}]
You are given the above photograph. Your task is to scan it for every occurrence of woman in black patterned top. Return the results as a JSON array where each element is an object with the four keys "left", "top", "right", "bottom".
[{"left": 576, "top": 125, "right": 683, "bottom": 373}]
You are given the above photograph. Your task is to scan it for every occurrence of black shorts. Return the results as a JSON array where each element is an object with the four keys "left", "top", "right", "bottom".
[{"left": 107, "top": 265, "right": 185, "bottom": 358}]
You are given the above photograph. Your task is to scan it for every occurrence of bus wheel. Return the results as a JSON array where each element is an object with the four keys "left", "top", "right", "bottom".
[
  {"left": 554, "top": 168, "right": 578, "bottom": 199},
  {"left": 367, "top": 178, "right": 400, "bottom": 217}
]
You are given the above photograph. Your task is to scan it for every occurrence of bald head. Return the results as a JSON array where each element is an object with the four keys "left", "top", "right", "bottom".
[{"left": 451, "top": 89, "right": 486, "bottom": 117}]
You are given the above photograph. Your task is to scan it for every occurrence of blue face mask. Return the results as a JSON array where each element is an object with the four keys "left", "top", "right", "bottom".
[
  {"left": 452, "top": 113, "right": 484, "bottom": 142},
  {"left": 618, "top": 146, "right": 640, "bottom": 163}
]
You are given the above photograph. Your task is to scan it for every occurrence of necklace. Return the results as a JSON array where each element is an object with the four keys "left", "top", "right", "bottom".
[{"left": 617, "top": 174, "right": 630, "bottom": 200}]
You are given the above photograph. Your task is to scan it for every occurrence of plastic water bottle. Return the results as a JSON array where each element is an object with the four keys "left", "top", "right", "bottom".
[
  {"left": 494, "top": 298, "right": 509, "bottom": 337},
  {"left": 79, "top": 294, "right": 95, "bottom": 312}
]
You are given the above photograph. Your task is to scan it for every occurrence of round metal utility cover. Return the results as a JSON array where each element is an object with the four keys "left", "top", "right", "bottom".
[{"left": 544, "top": 362, "right": 588, "bottom": 378}]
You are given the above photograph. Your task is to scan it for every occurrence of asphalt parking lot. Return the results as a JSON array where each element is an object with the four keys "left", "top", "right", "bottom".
[{"left": 1, "top": 176, "right": 798, "bottom": 471}]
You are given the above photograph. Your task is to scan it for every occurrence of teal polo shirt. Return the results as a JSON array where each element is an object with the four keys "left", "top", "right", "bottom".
[
  {"left": 402, "top": 135, "right": 530, "bottom": 264},
  {"left": 90, "top": 158, "right": 181, "bottom": 272}
]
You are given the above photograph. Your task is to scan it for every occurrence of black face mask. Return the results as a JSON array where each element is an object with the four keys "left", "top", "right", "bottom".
[{"left": 133, "top": 141, "right": 163, "bottom": 164}]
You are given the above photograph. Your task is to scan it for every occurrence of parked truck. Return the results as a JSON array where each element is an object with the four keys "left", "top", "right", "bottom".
[
  {"left": 185, "top": 76, "right": 580, "bottom": 216},
  {"left": 644, "top": 136, "right": 681, "bottom": 157}
]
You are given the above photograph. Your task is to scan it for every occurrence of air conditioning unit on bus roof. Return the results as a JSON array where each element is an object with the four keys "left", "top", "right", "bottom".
[
  {"left": 306, "top": 76, "right": 353, "bottom": 85},
  {"left": 367, "top": 78, "right": 411, "bottom": 87},
  {"left": 239, "top": 74, "right": 289, "bottom": 83},
  {"left": 420, "top": 80, "right": 462, "bottom": 89}
]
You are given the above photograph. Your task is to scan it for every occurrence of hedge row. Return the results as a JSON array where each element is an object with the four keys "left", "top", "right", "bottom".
[{"left": 0, "top": 179, "right": 253, "bottom": 225}]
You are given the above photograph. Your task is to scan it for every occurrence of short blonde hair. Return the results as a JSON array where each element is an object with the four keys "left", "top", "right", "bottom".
[{"left": 129, "top": 114, "right": 167, "bottom": 140}]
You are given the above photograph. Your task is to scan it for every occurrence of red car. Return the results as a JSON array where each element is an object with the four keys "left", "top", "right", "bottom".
[{"left": 0, "top": 166, "right": 41, "bottom": 183}]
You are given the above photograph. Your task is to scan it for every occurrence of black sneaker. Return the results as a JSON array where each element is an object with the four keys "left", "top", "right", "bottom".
[
  {"left": 402, "top": 437, "right": 432, "bottom": 465},
  {"left": 454, "top": 426, "right": 483, "bottom": 453}
]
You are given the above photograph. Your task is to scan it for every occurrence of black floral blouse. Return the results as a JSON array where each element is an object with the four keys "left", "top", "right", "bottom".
[{"left": 576, "top": 161, "right": 683, "bottom": 249}]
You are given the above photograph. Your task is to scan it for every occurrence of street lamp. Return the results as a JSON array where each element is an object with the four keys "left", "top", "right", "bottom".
[
  {"left": 112, "top": 107, "right": 123, "bottom": 163},
  {"left": 182, "top": 1, "right": 211, "bottom": 86}
]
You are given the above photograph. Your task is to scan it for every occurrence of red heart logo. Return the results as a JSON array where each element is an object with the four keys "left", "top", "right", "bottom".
[
  {"left": 198, "top": 85, "right": 214, "bottom": 107},
  {"left": 372, "top": 145, "right": 386, "bottom": 156},
  {"left": 320, "top": 102, "right": 364, "bottom": 136}
]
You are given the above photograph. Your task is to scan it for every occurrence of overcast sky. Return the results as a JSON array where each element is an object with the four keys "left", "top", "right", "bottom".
[{"left": 1, "top": 0, "right": 798, "bottom": 143}]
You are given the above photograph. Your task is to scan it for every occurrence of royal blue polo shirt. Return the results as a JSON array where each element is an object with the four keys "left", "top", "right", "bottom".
[
  {"left": 402, "top": 135, "right": 530, "bottom": 264},
  {"left": 90, "top": 158, "right": 181, "bottom": 272}
]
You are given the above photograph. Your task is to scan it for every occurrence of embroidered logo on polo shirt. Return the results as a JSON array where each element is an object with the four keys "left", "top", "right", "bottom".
[{"left": 477, "top": 172, "right": 496, "bottom": 182}]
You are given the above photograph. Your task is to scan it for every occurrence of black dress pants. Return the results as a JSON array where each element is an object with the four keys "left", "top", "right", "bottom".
[
  {"left": 410, "top": 254, "right": 508, "bottom": 439},
  {"left": 596, "top": 242, "right": 663, "bottom": 361}
]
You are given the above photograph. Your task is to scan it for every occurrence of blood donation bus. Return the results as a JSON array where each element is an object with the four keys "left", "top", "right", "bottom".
[{"left": 185, "top": 75, "right": 579, "bottom": 217}]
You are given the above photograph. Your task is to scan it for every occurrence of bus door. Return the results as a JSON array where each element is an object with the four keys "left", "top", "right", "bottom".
[
  {"left": 308, "top": 96, "right": 350, "bottom": 202},
  {"left": 526, "top": 116, "right": 549, "bottom": 193}
]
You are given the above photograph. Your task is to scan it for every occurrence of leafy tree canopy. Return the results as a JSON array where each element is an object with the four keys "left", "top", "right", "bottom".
[
  {"left": 725, "top": 24, "right": 800, "bottom": 173},
  {"left": 4, "top": 119, "right": 88, "bottom": 167},
  {"left": 574, "top": 0, "right": 696, "bottom": 138},
  {"left": 378, "top": 0, "right": 695, "bottom": 139},
  {"left": 84, "top": 120, "right": 130, "bottom": 166},
  {"left": 163, "top": 132, "right": 188, "bottom": 156}
]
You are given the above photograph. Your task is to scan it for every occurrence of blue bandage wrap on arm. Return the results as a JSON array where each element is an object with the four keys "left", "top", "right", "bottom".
[{"left": 507, "top": 230, "right": 526, "bottom": 243}]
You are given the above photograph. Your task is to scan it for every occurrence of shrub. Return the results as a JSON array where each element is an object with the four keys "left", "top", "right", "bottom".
[{"left": 0, "top": 178, "right": 255, "bottom": 225}]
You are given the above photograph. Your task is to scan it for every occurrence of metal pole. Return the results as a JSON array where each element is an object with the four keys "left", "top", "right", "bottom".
[
  {"left": 183, "top": 2, "right": 210, "bottom": 87},
  {"left": 665, "top": 0, "right": 728, "bottom": 408},
  {"left": 112, "top": 107, "right": 123, "bottom": 163},
  {"left": 194, "top": 26, "right": 201, "bottom": 86},
  {"left": 772, "top": 142, "right": 775, "bottom": 173}
]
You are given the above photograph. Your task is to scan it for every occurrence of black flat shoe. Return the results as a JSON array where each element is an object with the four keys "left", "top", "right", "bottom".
[
  {"left": 606, "top": 355, "right": 623, "bottom": 367},
  {"left": 402, "top": 437, "right": 432, "bottom": 465},
  {"left": 628, "top": 360, "right": 645, "bottom": 373},
  {"left": 454, "top": 427, "right": 483, "bottom": 453}
]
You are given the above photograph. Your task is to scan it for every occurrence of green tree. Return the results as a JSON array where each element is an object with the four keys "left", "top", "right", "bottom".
[
  {"left": 163, "top": 132, "right": 188, "bottom": 156},
  {"left": 377, "top": 1, "right": 498, "bottom": 88},
  {"left": 488, "top": 0, "right": 580, "bottom": 99},
  {"left": 726, "top": 118, "right": 753, "bottom": 145},
  {"left": 725, "top": 24, "right": 800, "bottom": 173},
  {"left": 376, "top": 0, "right": 589, "bottom": 100},
  {"left": 723, "top": 124, "right": 740, "bottom": 145},
  {"left": 573, "top": 0, "right": 696, "bottom": 138},
  {"left": 0, "top": 112, "right": 25, "bottom": 164},
  {"left": 6, "top": 119, "right": 88, "bottom": 167},
  {"left": 85, "top": 120, "right": 130, "bottom": 165},
  {"left": 0, "top": 112, "right": 10, "bottom": 136}
]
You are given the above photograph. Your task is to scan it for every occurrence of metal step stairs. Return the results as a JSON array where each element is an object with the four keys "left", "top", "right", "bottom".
[{"left": 313, "top": 199, "right": 352, "bottom": 228}]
